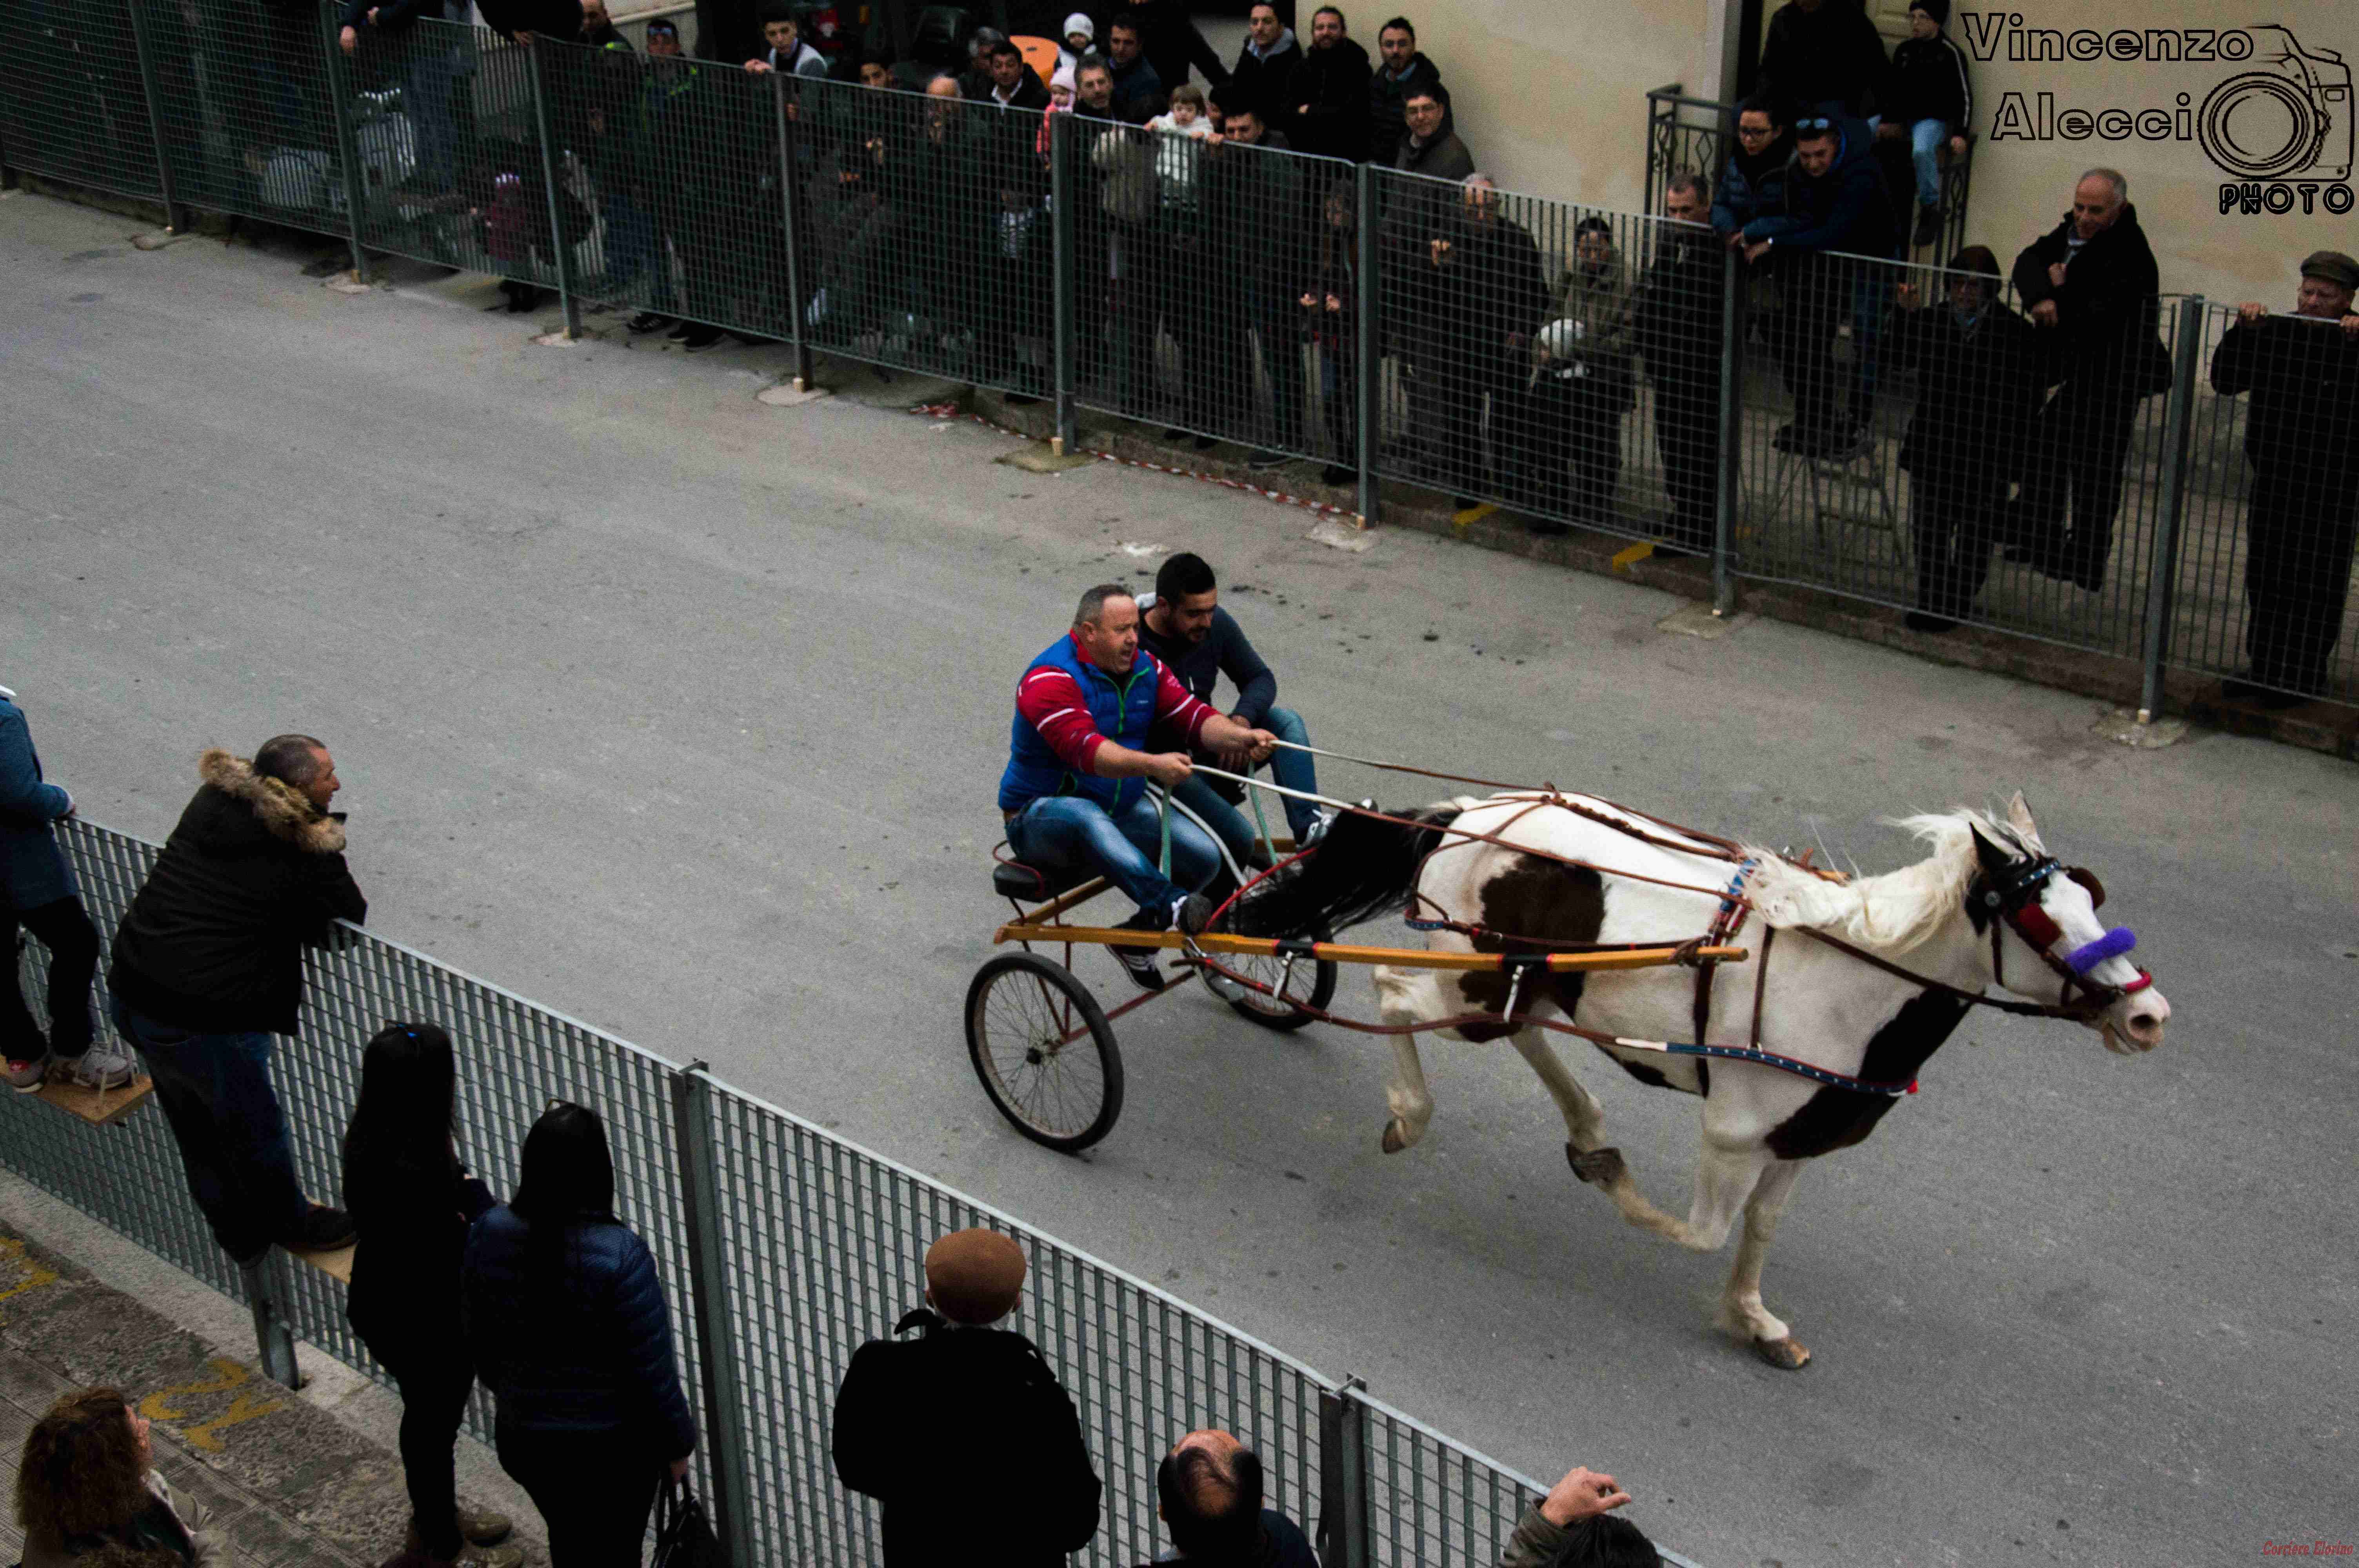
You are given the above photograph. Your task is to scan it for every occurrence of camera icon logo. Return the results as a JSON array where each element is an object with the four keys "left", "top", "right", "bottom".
[{"left": 2200, "top": 24, "right": 2352, "bottom": 181}]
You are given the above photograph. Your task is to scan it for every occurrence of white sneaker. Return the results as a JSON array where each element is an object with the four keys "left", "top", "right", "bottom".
[{"left": 52, "top": 1045, "right": 138, "bottom": 1091}]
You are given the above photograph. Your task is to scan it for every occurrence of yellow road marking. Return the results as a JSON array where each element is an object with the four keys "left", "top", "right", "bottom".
[
  {"left": 142, "top": 1357, "right": 249, "bottom": 1421},
  {"left": 0, "top": 1237, "right": 60, "bottom": 1317},
  {"left": 183, "top": 1388, "right": 286, "bottom": 1453},
  {"left": 1611, "top": 541, "right": 1656, "bottom": 571}
]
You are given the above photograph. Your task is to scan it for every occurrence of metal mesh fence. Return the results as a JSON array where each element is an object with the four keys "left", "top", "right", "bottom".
[
  {"left": 1369, "top": 170, "right": 1722, "bottom": 550},
  {"left": 2166, "top": 301, "right": 2359, "bottom": 707},
  {"left": 1723, "top": 247, "right": 2186, "bottom": 658},
  {"left": 0, "top": 0, "right": 162, "bottom": 201},
  {"left": 7, "top": 814, "right": 1677, "bottom": 1566},
  {"left": 138, "top": 0, "right": 347, "bottom": 234},
  {"left": 1069, "top": 114, "right": 1350, "bottom": 463},
  {"left": 784, "top": 73, "right": 1049, "bottom": 392}
]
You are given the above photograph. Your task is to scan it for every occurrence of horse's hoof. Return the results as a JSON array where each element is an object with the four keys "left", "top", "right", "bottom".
[
  {"left": 1567, "top": 1144, "right": 1625, "bottom": 1186},
  {"left": 1752, "top": 1335, "right": 1812, "bottom": 1370},
  {"left": 1380, "top": 1120, "right": 1406, "bottom": 1154}
]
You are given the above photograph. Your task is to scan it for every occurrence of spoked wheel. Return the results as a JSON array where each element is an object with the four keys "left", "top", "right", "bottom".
[
  {"left": 965, "top": 953, "right": 1124, "bottom": 1152},
  {"left": 1200, "top": 939, "right": 1338, "bottom": 1032}
]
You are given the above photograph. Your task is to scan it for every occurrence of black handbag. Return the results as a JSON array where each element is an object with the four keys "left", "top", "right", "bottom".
[{"left": 651, "top": 1475, "right": 726, "bottom": 1568}]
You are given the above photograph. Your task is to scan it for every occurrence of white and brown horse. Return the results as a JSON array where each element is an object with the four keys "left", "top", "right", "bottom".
[{"left": 1231, "top": 791, "right": 2170, "bottom": 1367}]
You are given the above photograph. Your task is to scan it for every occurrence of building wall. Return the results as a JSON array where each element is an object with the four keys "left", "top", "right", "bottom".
[{"left": 1412, "top": 0, "right": 2354, "bottom": 305}]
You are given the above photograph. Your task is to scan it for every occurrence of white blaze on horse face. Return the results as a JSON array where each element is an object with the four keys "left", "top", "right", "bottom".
[{"left": 2034, "top": 873, "right": 2169, "bottom": 1053}]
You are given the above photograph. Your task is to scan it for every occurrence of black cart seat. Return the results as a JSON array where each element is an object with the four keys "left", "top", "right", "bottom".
[{"left": 992, "top": 856, "right": 1097, "bottom": 902}]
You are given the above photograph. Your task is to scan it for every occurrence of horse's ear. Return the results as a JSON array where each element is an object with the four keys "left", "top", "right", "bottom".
[
  {"left": 1968, "top": 824, "right": 2015, "bottom": 878},
  {"left": 2004, "top": 791, "right": 2043, "bottom": 849}
]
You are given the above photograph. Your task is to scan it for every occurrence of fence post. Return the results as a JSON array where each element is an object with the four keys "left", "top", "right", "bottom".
[
  {"left": 1051, "top": 111, "right": 1078, "bottom": 455},
  {"left": 241, "top": 1257, "right": 302, "bottom": 1388},
  {"left": 1710, "top": 245, "right": 1743, "bottom": 615},
  {"left": 2138, "top": 294, "right": 2205, "bottom": 724},
  {"left": 773, "top": 74, "right": 814, "bottom": 391},
  {"left": 1316, "top": 1379, "right": 1370, "bottom": 1568},
  {"left": 122, "top": 0, "right": 185, "bottom": 232},
  {"left": 1354, "top": 160, "right": 1379, "bottom": 527},
  {"left": 525, "top": 37, "right": 579, "bottom": 339},
  {"left": 318, "top": 1, "right": 370, "bottom": 280},
  {"left": 667, "top": 1063, "right": 758, "bottom": 1568}
]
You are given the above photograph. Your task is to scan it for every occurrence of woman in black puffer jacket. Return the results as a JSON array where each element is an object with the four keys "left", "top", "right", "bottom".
[{"left": 462, "top": 1103, "right": 698, "bottom": 1568}]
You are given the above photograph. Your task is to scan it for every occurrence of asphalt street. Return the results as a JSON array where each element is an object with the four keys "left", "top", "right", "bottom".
[{"left": 4, "top": 192, "right": 2354, "bottom": 1566}]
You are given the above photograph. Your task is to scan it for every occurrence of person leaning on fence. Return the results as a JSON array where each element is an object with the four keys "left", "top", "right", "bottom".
[
  {"left": 1283, "top": 7, "right": 1372, "bottom": 166},
  {"left": 1629, "top": 172, "right": 1724, "bottom": 556},
  {"left": 1890, "top": 247, "right": 2046, "bottom": 633},
  {"left": 1877, "top": 0, "right": 1972, "bottom": 249},
  {"left": 1735, "top": 112, "right": 1895, "bottom": 461},
  {"left": 1393, "top": 82, "right": 1472, "bottom": 183},
  {"left": 1106, "top": 17, "right": 1169, "bottom": 121},
  {"left": 13, "top": 1387, "right": 228, "bottom": 1568},
  {"left": 1135, "top": 553, "right": 1328, "bottom": 875},
  {"left": 462, "top": 1103, "right": 697, "bottom": 1568},
  {"left": 981, "top": 33, "right": 1052, "bottom": 110},
  {"left": 342, "top": 1024, "right": 520, "bottom": 1568},
  {"left": 1231, "top": 4, "right": 1301, "bottom": 141},
  {"left": 1710, "top": 95, "right": 1790, "bottom": 242},
  {"left": 1520, "top": 214, "right": 1635, "bottom": 537},
  {"left": 1152, "top": 1430, "right": 1317, "bottom": 1566},
  {"left": 2, "top": 686, "right": 129, "bottom": 1097},
  {"left": 2005, "top": 167, "right": 2172, "bottom": 593},
  {"left": 1500, "top": 1462, "right": 1656, "bottom": 1568},
  {"left": 832, "top": 1229, "right": 1102, "bottom": 1566},
  {"left": 744, "top": 4, "right": 827, "bottom": 77},
  {"left": 2207, "top": 250, "right": 2359, "bottom": 708},
  {"left": 577, "top": 0, "right": 624, "bottom": 50},
  {"left": 107, "top": 738, "right": 366, "bottom": 1267}
]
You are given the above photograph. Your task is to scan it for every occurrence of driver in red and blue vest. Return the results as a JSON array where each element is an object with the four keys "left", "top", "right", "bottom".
[{"left": 1001, "top": 584, "right": 1279, "bottom": 991}]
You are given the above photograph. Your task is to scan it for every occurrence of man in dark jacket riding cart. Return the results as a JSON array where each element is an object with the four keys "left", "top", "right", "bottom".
[{"left": 1001, "top": 584, "right": 1279, "bottom": 990}]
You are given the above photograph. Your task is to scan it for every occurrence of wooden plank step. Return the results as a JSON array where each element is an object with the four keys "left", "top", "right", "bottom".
[{"left": 31, "top": 1075, "right": 155, "bottom": 1129}]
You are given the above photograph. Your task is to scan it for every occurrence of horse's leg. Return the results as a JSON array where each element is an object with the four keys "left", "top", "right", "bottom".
[
  {"left": 1509, "top": 1028, "right": 1605, "bottom": 1151},
  {"left": 1372, "top": 966, "right": 1439, "bottom": 1153},
  {"left": 1715, "top": 1158, "right": 1812, "bottom": 1370}
]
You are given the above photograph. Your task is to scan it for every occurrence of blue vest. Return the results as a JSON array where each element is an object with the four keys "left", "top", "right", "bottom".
[{"left": 998, "top": 636, "right": 1168, "bottom": 815}]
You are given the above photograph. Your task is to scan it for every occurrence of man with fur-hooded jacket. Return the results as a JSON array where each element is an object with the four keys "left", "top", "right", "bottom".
[{"left": 110, "top": 737, "right": 367, "bottom": 1266}]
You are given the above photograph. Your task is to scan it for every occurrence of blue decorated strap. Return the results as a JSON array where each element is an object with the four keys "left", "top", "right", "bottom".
[{"left": 2065, "top": 926, "right": 2136, "bottom": 975}]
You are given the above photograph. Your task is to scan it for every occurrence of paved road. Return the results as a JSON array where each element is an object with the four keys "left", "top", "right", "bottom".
[{"left": 5, "top": 193, "right": 2353, "bottom": 1566}]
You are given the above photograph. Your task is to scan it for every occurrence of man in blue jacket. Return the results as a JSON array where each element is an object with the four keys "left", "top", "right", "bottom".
[
  {"left": 1003, "top": 585, "right": 1279, "bottom": 989},
  {"left": 1733, "top": 114, "right": 1896, "bottom": 458},
  {"left": 1, "top": 686, "right": 129, "bottom": 1094}
]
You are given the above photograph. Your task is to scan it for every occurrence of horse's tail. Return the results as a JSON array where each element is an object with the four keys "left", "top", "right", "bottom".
[{"left": 1229, "top": 802, "right": 1462, "bottom": 939}]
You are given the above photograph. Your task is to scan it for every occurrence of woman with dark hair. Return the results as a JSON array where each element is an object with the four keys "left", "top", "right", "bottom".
[
  {"left": 342, "top": 1024, "right": 519, "bottom": 1568},
  {"left": 462, "top": 1103, "right": 697, "bottom": 1568},
  {"left": 13, "top": 1387, "right": 224, "bottom": 1566}
]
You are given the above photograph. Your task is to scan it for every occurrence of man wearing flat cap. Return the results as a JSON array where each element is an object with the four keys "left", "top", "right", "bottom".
[
  {"left": 832, "top": 1229, "right": 1103, "bottom": 1563},
  {"left": 2207, "top": 249, "right": 2359, "bottom": 708}
]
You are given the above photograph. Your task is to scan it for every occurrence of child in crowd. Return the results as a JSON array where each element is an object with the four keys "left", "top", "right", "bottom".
[
  {"left": 1883, "top": 0, "right": 1972, "bottom": 247},
  {"left": 1145, "top": 83, "right": 1215, "bottom": 212},
  {"left": 1057, "top": 11, "right": 1094, "bottom": 74}
]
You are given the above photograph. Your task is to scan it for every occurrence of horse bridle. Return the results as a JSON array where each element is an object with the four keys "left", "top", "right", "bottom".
[{"left": 1976, "top": 854, "right": 2154, "bottom": 1019}]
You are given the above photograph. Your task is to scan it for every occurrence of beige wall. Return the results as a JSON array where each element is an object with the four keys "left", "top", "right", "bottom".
[{"left": 1414, "top": 0, "right": 2353, "bottom": 304}]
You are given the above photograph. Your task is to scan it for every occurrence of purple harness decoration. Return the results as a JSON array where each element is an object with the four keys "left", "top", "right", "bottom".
[{"left": 2065, "top": 927, "right": 2137, "bottom": 975}]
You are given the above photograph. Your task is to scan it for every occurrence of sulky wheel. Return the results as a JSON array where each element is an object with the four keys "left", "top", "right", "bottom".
[
  {"left": 1201, "top": 942, "right": 1337, "bottom": 1032},
  {"left": 965, "top": 953, "right": 1125, "bottom": 1152}
]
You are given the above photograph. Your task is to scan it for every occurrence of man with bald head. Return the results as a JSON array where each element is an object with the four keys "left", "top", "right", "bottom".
[
  {"left": 2007, "top": 167, "right": 2172, "bottom": 592},
  {"left": 833, "top": 1229, "right": 1103, "bottom": 1564},
  {"left": 1159, "top": 1428, "right": 1318, "bottom": 1564}
]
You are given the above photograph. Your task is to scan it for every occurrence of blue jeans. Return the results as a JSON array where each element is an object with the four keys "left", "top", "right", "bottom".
[
  {"left": 1171, "top": 706, "right": 1320, "bottom": 867},
  {"left": 113, "top": 1002, "right": 307, "bottom": 1263},
  {"left": 1910, "top": 118, "right": 1945, "bottom": 208},
  {"left": 1006, "top": 793, "right": 1219, "bottom": 916}
]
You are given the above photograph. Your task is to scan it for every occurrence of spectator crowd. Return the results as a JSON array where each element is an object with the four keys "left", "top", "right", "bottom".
[{"left": 269, "top": 0, "right": 2359, "bottom": 700}]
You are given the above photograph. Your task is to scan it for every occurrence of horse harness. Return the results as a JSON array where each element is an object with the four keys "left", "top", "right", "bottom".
[{"left": 1219, "top": 794, "right": 2149, "bottom": 1099}]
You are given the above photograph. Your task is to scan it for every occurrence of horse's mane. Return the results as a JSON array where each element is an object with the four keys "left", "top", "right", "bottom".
[{"left": 1740, "top": 809, "right": 2037, "bottom": 954}]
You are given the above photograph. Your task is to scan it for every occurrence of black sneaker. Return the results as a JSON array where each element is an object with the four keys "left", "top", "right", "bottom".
[
  {"left": 1321, "top": 463, "right": 1356, "bottom": 486},
  {"left": 1247, "top": 448, "right": 1289, "bottom": 471},
  {"left": 1913, "top": 204, "right": 1943, "bottom": 247},
  {"left": 1905, "top": 610, "right": 1961, "bottom": 633},
  {"left": 287, "top": 1205, "right": 356, "bottom": 1252},
  {"left": 627, "top": 311, "right": 671, "bottom": 334},
  {"left": 1107, "top": 904, "right": 1171, "bottom": 992},
  {"left": 666, "top": 320, "right": 696, "bottom": 340},
  {"left": 1193, "top": 435, "right": 1219, "bottom": 452},
  {"left": 680, "top": 325, "right": 725, "bottom": 351},
  {"left": 1170, "top": 891, "right": 1214, "bottom": 935}
]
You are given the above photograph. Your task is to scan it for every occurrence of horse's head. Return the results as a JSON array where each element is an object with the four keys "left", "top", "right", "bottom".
[{"left": 1968, "top": 793, "right": 2171, "bottom": 1053}]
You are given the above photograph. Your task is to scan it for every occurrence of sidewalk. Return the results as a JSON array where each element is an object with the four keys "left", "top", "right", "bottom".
[{"left": 0, "top": 1186, "right": 540, "bottom": 1568}]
